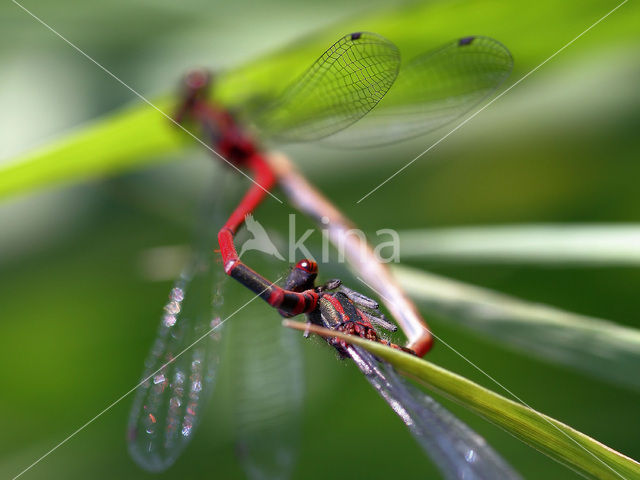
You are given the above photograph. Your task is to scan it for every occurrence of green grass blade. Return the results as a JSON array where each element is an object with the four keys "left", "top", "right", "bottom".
[
  {"left": 284, "top": 321, "right": 640, "bottom": 480},
  {"left": 399, "top": 225, "right": 640, "bottom": 266},
  {"left": 1, "top": 1, "right": 638, "bottom": 199},
  {"left": 0, "top": 99, "right": 183, "bottom": 198},
  {"left": 392, "top": 265, "right": 640, "bottom": 391}
]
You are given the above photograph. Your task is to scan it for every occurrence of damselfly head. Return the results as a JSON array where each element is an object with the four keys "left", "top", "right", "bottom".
[
  {"left": 175, "top": 69, "right": 215, "bottom": 124},
  {"left": 184, "top": 69, "right": 212, "bottom": 92},
  {"left": 283, "top": 259, "right": 318, "bottom": 292}
]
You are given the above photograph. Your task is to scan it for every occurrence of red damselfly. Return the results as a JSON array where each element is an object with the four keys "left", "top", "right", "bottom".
[{"left": 128, "top": 32, "right": 515, "bottom": 479}]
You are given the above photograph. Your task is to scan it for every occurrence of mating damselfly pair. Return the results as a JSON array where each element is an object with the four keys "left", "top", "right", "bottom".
[{"left": 127, "top": 31, "right": 516, "bottom": 479}]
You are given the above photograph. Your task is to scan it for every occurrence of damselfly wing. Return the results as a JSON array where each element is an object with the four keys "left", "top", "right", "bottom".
[
  {"left": 246, "top": 33, "right": 512, "bottom": 147},
  {"left": 324, "top": 36, "right": 513, "bottom": 146},
  {"left": 128, "top": 175, "right": 304, "bottom": 478},
  {"left": 350, "top": 346, "right": 522, "bottom": 480},
  {"left": 127, "top": 175, "right": 228, "bottom": 471},
  {"left": 228, "top": 308, "right": 304, "bottom": 480},
  {"left": 253, "top": 32, "right": 400, "bottom": 142},
  {"left": 308, "top": 281, "right": 521, "bottom": 480}
]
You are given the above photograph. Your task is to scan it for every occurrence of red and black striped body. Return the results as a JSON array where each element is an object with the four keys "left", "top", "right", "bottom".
[
  {"left": 227, "top": 259, "right": 320, "bottom": 317},
  {"left": 177, "top": 71, "right": 320, "bottom": 317},
  {"left": 309, "top": 292, "right": 386, "bottom": 356},
  {"left": 178, "top": 73, "right": 416, "bottom": 350}
]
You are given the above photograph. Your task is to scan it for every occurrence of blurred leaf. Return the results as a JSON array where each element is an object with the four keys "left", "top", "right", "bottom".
[
  {"left": 227, "top": 313, "right": 303, "bottom": 480},
  {"left": 399, "top": 224, "right": 640, "bottom": 266},
  {"left": 392, "top": 265, "right": 640, "bottom": 391},
  {"left": 0, "top": 99, "right": 183, "bottom": 198},
  {"left": 284, "top": 321, "right": 640, "bottom": 480},
  {"left": 1, "top": 0, "right": 638, "bottom": 199}
]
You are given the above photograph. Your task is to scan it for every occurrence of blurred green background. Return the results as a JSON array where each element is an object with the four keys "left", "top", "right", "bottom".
[{"left": 1, "top": 0, "right": 639, "bottom": 479}]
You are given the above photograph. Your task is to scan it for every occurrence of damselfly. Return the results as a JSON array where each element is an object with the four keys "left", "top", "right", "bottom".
[{"left": 128, "top": 31, "right": 515, "bottom": 479}]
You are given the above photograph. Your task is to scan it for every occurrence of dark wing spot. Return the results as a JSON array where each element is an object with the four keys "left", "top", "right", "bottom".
[
  {"left": 458, "top": 36, "right": 475, "bottom": 46},
  {"left": 350, "top": 32, "right": 362, "bottom": 41}
]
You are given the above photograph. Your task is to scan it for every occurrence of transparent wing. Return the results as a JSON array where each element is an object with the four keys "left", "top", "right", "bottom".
[
  {"left": 323, "top": 36, "right": 513, "bottom": 147},
  {"left": 227, "top": 308, "right": 304, "bottom": 480},
  {"left": 127, "top": 176, "right": 228, "bottom": 472},
  {"left": 252, "top": 32, "right": 400, "bottom": 142},
  {"left": 349, "top": 345, "right": 522, "bottom": 480}
]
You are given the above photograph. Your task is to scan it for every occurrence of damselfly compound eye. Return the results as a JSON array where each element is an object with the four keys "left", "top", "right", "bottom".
[
  {"left": 185, "top": 69, "right": 211, "bottom": 90},
  {"left": 296, "top": 259, "right": 317, "bottom": 274}
]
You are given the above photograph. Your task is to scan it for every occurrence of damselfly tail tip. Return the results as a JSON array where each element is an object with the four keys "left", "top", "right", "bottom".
[{"left": 282, "top": 319, "right": 296, "bottom": 329}]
